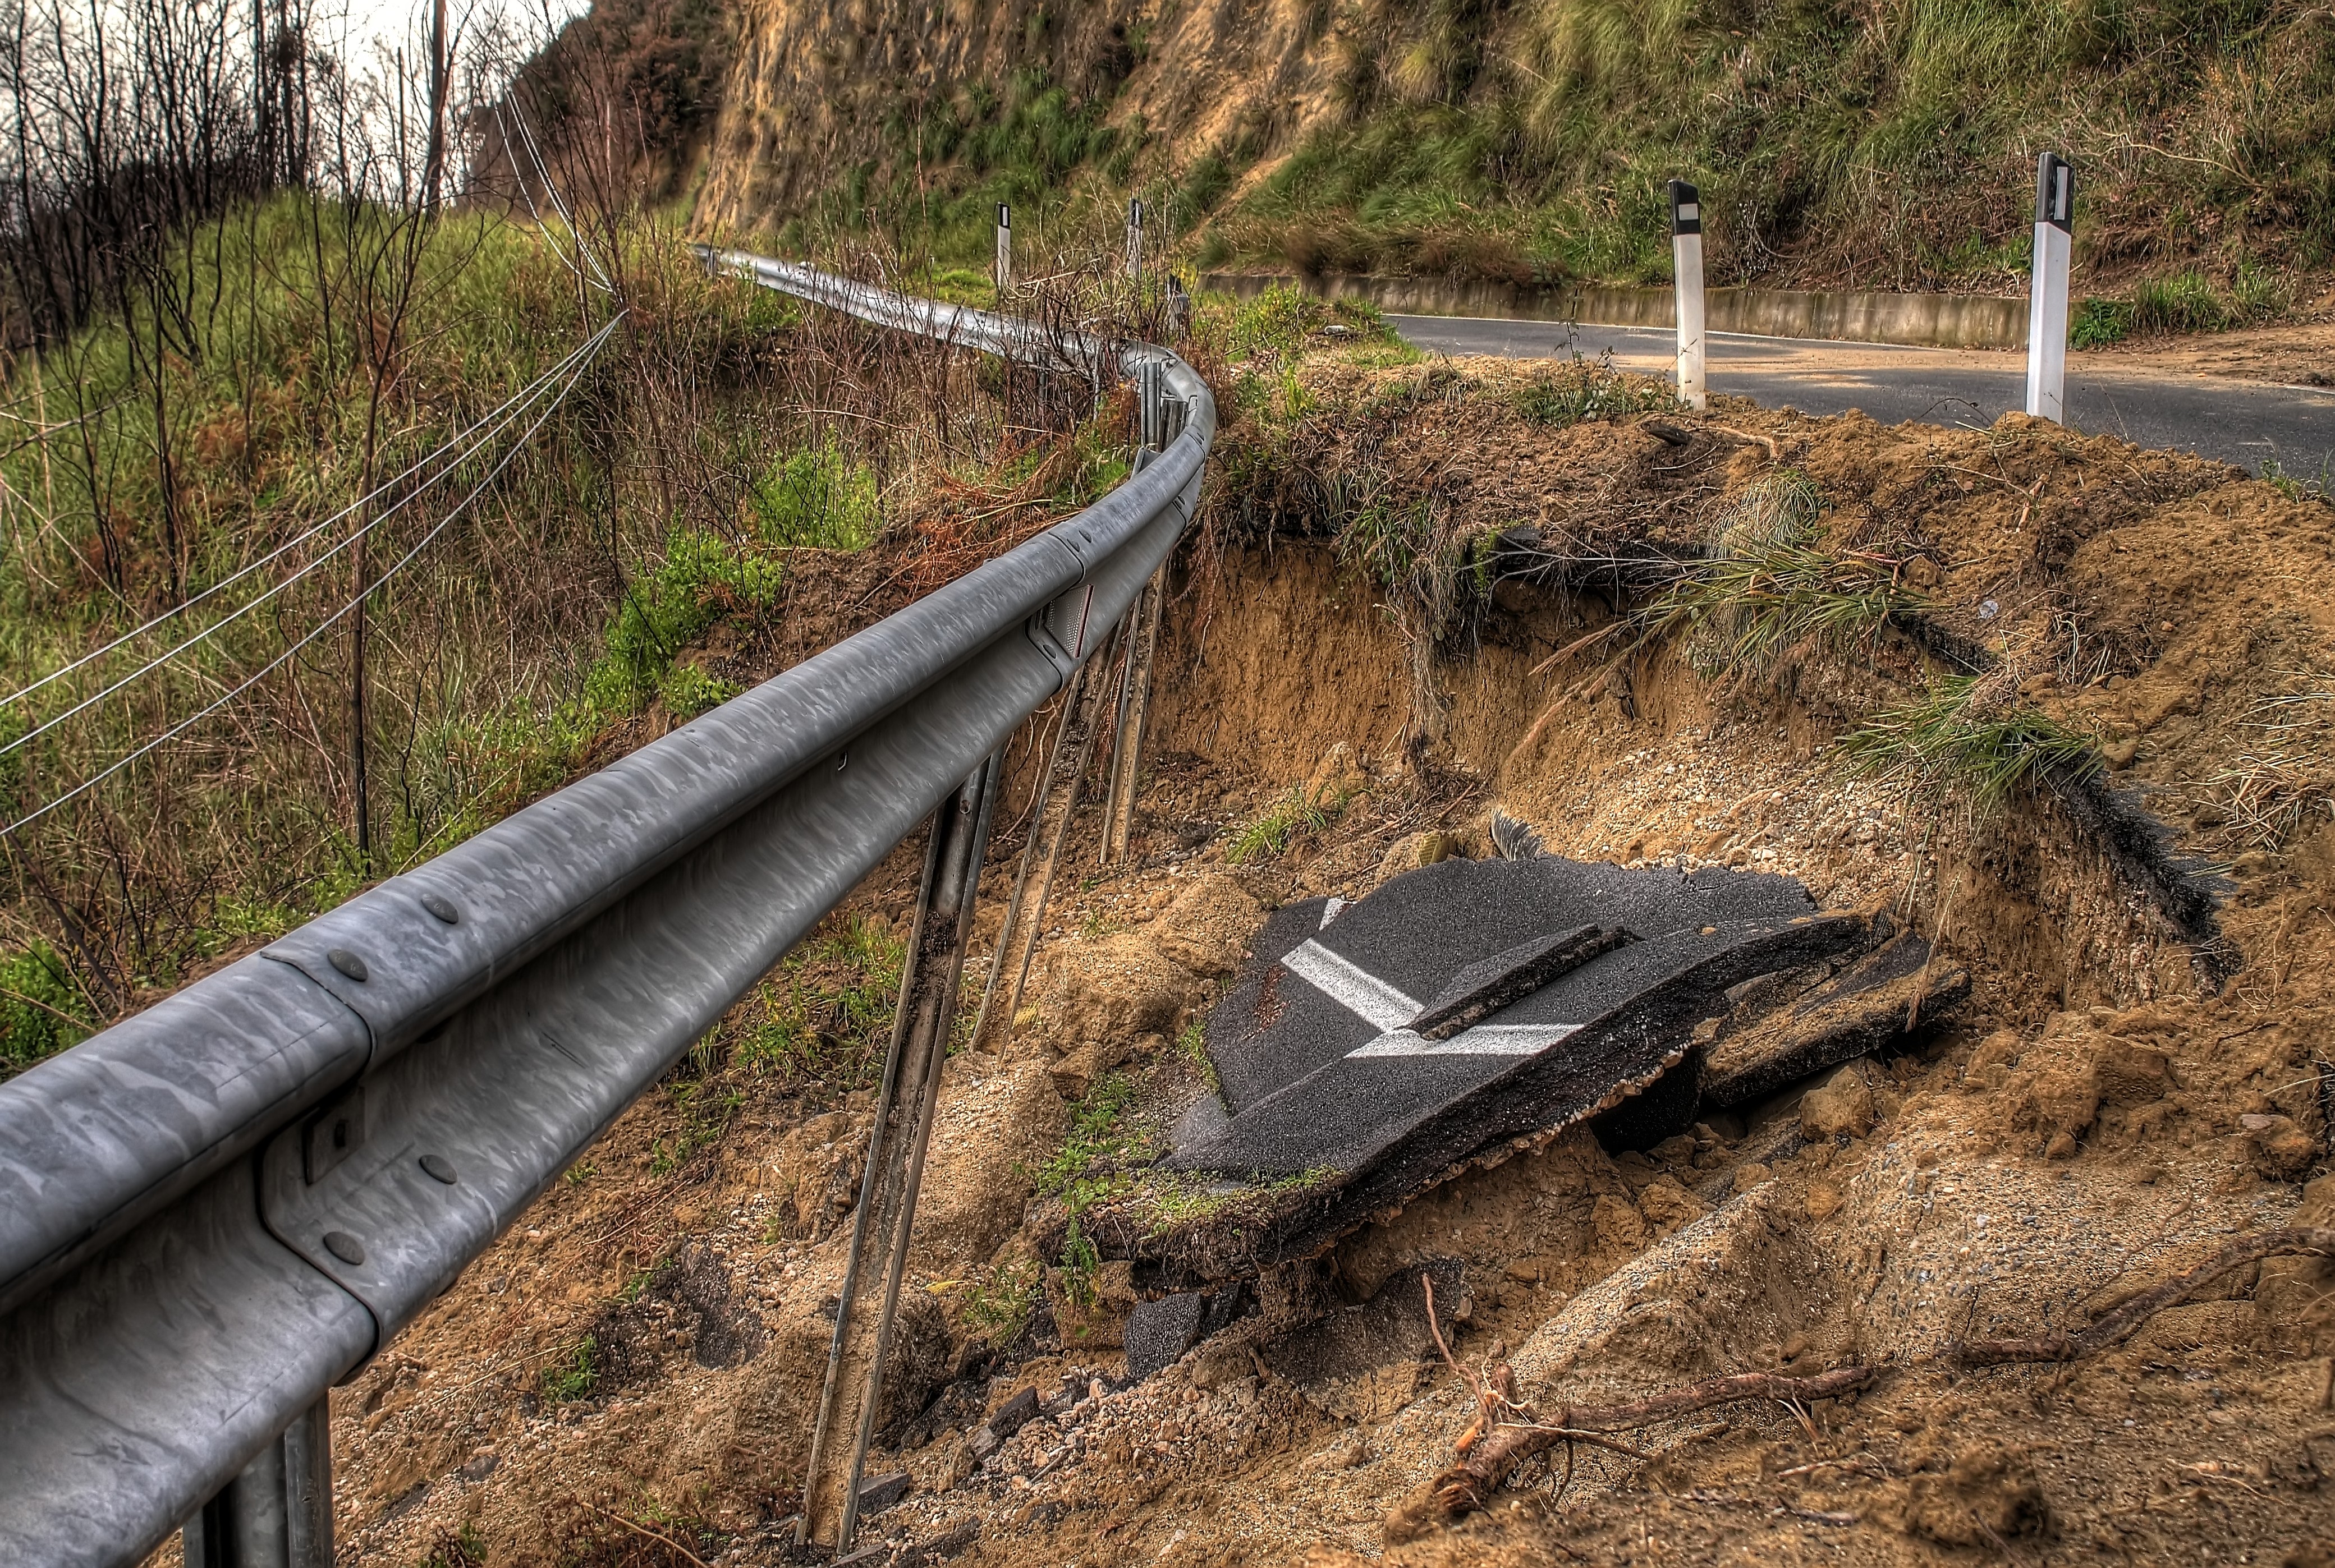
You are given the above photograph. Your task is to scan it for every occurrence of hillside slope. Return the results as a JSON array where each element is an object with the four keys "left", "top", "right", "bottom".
[{"left": 681, "top": 0, "right": 2335, "bottom": 304}]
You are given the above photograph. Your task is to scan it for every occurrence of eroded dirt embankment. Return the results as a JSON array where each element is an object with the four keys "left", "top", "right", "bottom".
[{"left": 290, "top": 360, "right": 2335, "bottom": 1568}]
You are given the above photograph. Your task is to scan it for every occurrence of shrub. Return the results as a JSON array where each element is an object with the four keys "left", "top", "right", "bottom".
[
  {"left": 0, "top": 941, "right": 89, "bottom": 1074},
  {"left": 751, "top": 444, "right": 880, "bottom": 549},
  {"left": 583, "top": 528, "right": 785, "bottom": 716}
]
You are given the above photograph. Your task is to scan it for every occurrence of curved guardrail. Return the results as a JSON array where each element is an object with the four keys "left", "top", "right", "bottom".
[{"left": 0, "top": 256, "right": 1214, "bottom": 1567}]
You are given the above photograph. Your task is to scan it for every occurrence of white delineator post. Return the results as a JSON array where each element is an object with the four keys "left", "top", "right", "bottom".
[
  {"left": 2025, "top": 153, "right": 2074, "bottom": 422},
  {"left": 1126, "top": 197, "right": 1144, "bottom": 280},
  {"left": 994, "top": 203, "right": 1013, "bottom": 293},
  {"left": 1668, "top": 180, "right": 1707, "bottom": 411}
]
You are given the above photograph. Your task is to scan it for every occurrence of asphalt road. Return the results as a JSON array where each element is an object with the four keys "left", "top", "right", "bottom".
[
  {"left": 1169, "top": 855, "right": 1871, "bottom": 1179},
  {"left": 1388, "top": 314, "right": 2335, "bottom": 479}
]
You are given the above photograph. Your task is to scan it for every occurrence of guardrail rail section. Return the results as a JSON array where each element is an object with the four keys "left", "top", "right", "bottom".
[{"left": 0, "top": 254, "right": 1214, "bottom": 1568}]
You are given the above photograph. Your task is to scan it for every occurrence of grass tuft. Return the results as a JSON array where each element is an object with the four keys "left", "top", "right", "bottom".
[
  {"left": 1225, "top": 787, "right": 1339, "bottom": 862},
  {"left": 1837, "top": 673, "right": 2100, "bottom": 815},
  {"left": 1636, "top": 472, "right": 1928, "bottom": 674}
]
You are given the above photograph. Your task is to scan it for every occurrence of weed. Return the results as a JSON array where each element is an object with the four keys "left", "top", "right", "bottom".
[
  {"left": 960, "top": 1258, "right": 1042, "bottom": 1346},
  {"left": 1135, "top": 1164, "right": 1339, "bottom": 1235},
  {"left": 724, "top": 914, "right": 906, "bottom": 1092},
  {"left": 1226, "top": 787, "right": 1340, "bottom": 862},
  {"left": 1174, "top": 1014, "right": 1220, "bottom": 1093},
  {"left": 0, "top": 941, "right": 91, "bottom": 1076},
  {"left": 2069, "top": 297, "right": 2131, "bottom": 348},
  {"left": 584, "top": 528, "right": 787, "bottom": 718},
  {"left": 1838, "top": 673, "right": 2101, "bottom": 816},
  {"left": 2130, "top": 263, "right": 2285, "bottom": 337},
  {"left": 2259, "top": 461, "right": 2333, "bottom": 505},
  {"left": 564, "top": 1160, "right": 598, "bottom": 1186},
  {"left": 648, "top": 1082, "right": 744, "bottom": 1177},
  {"left": 416, "top": 1525, "right": 487, "bottom": 1568},
  {"left": 1031, "top": 1071, "right": 1149, "bottom": 1213},
  {"left": 1508, "top": 356, "right": 1678, "bottom": 426},
  {"left": 751, "top": 443, "right": 881, "bottom": 549},
  {"left": 541, "top": 1336, "right": 599, "bottom": 1403},
  {"left": 1058, "top": 1216, "right": 1101, "bottom": 1308}
]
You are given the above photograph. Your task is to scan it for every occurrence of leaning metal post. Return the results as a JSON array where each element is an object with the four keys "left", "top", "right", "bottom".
[
  {"left": 797, "top": 755, "right": 1001, "bottom": 1550},
  {"left": 182, "top": 1397, "right": 333, "bottom": 1568}
]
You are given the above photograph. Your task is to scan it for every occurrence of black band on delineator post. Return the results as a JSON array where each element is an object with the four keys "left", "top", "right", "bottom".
[
  {"left": 1668, "top": 179, "right": 1701, "bottom": 237},
  {"left": 2035, "top": 153, "right": 2073, "bottom": 231}
]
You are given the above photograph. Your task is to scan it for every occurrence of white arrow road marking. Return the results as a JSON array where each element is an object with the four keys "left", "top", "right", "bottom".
[
  {"left": 1279, "top": 939, "right": 1417, "bottom": 1031},
  {"left": 1347, "top": 1024, "right": 1579, "bottom": 1058},
  {"left": 1278, "top": 939, "right": 1584, "bottom": 1060}
]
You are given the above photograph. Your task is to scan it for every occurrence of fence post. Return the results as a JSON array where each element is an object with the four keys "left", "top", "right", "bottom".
[
  {"left": 994, "top": 203, "right": 1013, "bottom": 293},
  {"left": 2025, "top": 153, "right": 2073, "bottom": 423},
  {"left": 1668, "top": 180, "right": 1706, "bottom": 412},
  {"left": 182, "top": 1398, "right": 333, "bottom": 1568},
  {"left": 1126, "top": 197, "right": 1144, "bottom": 281}
]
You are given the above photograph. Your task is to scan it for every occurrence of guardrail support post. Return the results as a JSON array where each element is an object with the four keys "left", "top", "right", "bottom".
[
  {"left": 967, "top": 618, "right": 1129, "bottom": 1052},
  {"left": 797, "top": 756, "right": 1000, "bottom": 1552},
  {"left": 1126, "top": 197, "right": 1144, "bottom": 281},
  {"left": 1668, "top": 180, "right": 1706, "bottom": 411},
  {"left": 1102, "top": 568, "right": 1167, "bottom": 867},
  {"left": 994, "top": 203, "right": 1013, "bottom": 294},
  {"left": 2025, "top": 152, "right": 2073, "bottom": 423},
  {"left": 1137, "top": 360, "right": 1164, "bottom": 453},
  {"left": 184, "top": 1396, "right": 333, "bottom": 1568}
]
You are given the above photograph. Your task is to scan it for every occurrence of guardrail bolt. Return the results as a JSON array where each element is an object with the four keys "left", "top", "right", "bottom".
[
  {"left": 419, "top": 893, "right": 460, "bottom": 924},
  {"left": 419, "top": 1155, "right": 458, "bottom": 1184},
  {"left": 325, "top": 949, "right": 368, "bottom": 982},
  {"left": 321, "top": 1231, "right": 366, "bottom": 1266}
]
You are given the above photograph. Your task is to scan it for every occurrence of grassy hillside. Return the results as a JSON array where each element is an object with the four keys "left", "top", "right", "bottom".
[
  {"left": 0, "top": 200, "right": 828, "bottom": 1072},
  {"left": 681, "top": 0, "right": 2335, "bottom": 311}
]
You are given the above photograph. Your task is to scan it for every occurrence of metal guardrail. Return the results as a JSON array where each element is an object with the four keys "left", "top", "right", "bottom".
[{"left": 0, "top": 255, "right": 1214, "bottom": 1567}]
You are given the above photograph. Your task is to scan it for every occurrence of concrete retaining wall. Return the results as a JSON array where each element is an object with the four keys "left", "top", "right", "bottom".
[{"left": 1199, "top": 272, "right": 2030, "bottom": 351}]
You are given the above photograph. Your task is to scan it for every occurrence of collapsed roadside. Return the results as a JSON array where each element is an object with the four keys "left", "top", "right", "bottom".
[{"left": 320, "top": 316, "right": 2335, "bottom": 1568}]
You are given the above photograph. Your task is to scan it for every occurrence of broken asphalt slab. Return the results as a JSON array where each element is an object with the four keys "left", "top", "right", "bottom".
[{"left": 1146, "top": 855, "right": 1957, "bottom": 1262}]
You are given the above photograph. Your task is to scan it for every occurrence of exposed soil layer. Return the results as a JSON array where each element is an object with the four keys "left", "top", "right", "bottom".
[{"left": 223, "top": 357, "right": 2335, "bottom": 1568}]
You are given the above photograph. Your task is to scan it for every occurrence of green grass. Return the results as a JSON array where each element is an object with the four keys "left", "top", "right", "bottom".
[
  {"left": 1635, "top": 472, "right": 1930, "bottom": 675},
  {"left": 1205, "top": 0, "right": 2335, "bottom": 293},
  {"left": 540, "top": 1336, "right": 599, "bottom": 1403},
  {"left": 0, "top": 942, "right": 92, "bottom": 1073},
  {"left": 1508, "top": 357, "right": 1680, "bottom": 427},
  {"left": 1030, "top": 1070, "right": 1150, "bottom": 1215},
  {"left": 1838, "top": 673, "right": 2102, "bottom": 814},
  {"left": 647, "top": 1080, "right": 743, "bottom": 1177},
  {"left": 1225, "top": 787, "right": 1339, "bottom": 863},
  {"left": 1173, "top": 1014, "right": 1220, "bottom": 1093},
  {"left": 960, "top": 1257, "right": 1042, "bottom": 1346},
  {"left": 0, "top": 195, "right": 821, "bottom": 1059},
  {"left": 723, "top": 914, "right": 907, "bottom": 1092}
]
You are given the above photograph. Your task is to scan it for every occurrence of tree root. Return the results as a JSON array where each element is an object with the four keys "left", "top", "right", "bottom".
[
  {"left": 1388, "top": 1225, "right": 2335, "bottom": 1539},
  {"left": 1953, "top": 1225, "right": 2335, "bottom": 1367}
]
